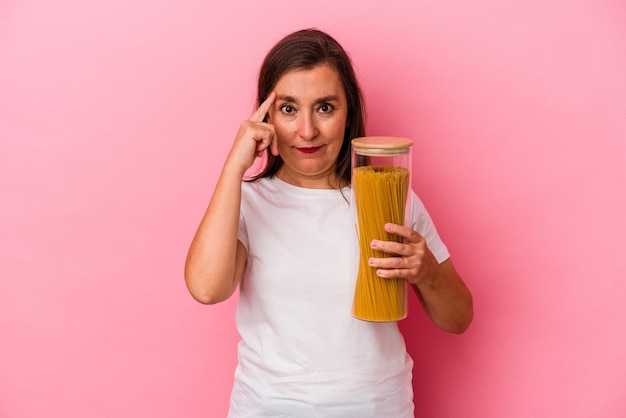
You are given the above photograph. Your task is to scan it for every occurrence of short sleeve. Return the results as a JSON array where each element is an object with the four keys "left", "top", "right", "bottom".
[
  {"left": 238, "top": 210, "right": 249, "bottom": 251},
  {"left": 410, "top": 191, "right": 450, "bottom": 263}
]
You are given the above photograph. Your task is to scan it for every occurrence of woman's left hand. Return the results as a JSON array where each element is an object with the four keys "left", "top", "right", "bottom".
[
  {"left": 370, "top": 223, "right": 474, "bottom": 333},
  {"left": 368, "top": 223, "right": 436, "bottom": 287}
]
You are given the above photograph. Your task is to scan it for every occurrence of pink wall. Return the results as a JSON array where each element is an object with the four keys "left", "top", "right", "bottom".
[{"left": 2, "top": 1, "right": 625, "bottom": 417}]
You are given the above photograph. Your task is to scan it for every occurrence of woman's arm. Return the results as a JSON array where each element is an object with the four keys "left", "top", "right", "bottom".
[
  {"left": 410, "top": 257, "right": 473, "bottom": 334},
  {"left": 184, "top": 164, "right": 248, "bottom": 305},
  {"left": 184, "top": 93, "right": 277, "bottom": 304},
  {"left": 368, "top": 223, "right": 473, "bottom": 333}
]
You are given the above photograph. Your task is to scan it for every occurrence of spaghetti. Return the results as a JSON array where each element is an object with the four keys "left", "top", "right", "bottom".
[{"left": 352, "top": 165, "right": 410, "bottom": 322}]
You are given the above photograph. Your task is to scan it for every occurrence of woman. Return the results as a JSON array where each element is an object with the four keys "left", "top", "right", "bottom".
[{"left": 185, "top": 28, "right": 473, "bottom": 417}]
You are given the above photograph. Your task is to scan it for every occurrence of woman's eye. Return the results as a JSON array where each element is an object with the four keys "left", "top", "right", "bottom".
[
  {"left": 319, "top": 104, "right": 333, "bottom": 113},
  {"left": 280, "top": 105, "right": 295, "bottom": 114}
]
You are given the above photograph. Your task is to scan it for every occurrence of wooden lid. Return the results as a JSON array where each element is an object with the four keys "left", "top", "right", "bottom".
[
  {"left": 351, "top": 136, "right": 413, "bottom": 156},
  {"left": 351, "top": 136, "right": 413, "bottom": 149}
]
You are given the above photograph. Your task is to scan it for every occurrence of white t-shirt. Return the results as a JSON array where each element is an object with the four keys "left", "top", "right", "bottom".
[{"left": 228, "top": 177, "right": 449, "bottom": 418}]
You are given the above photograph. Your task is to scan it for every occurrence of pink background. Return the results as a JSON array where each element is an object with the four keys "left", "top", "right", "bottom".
[{"left": 2, "top": 0, "right": 625, "bottom": 417}]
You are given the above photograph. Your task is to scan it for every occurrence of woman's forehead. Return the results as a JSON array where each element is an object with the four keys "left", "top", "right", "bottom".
[{"left": 274, "top": 64, "right": 346, "bottom": 101}]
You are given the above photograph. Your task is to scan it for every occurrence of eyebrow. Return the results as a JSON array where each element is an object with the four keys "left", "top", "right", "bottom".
[{"left": 276, "top": 94, "right": 340, "bottom": 104}]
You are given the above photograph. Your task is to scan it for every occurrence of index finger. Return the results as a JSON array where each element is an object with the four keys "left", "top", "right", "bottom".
[
  {"left": 249, "top": 92, "right": 277, "bottom": 123},
  {"left": 384, "top": 223, "right": 424, "bottom": 243}
]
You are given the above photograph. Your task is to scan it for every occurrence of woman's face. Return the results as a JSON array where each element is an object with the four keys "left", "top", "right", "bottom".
[{"left": 268, "top": 64, "right": 348, "bottom": 189}]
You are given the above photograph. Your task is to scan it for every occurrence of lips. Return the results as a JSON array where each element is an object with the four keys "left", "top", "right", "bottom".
[{"left": 296, "top": 146, "right": 322, "bottom": 154}]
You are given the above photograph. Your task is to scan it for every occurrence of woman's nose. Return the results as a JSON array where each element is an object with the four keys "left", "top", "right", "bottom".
[{"left": 297, "top": 112, "right": 318, "bottom": 140}]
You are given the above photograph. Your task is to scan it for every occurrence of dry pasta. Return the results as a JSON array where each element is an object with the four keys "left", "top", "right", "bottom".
[{"left": 352, "top": 165, "right": 410, "bottom": 322}]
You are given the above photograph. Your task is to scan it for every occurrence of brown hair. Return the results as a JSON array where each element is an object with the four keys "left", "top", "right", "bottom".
[{"left": 248, "top": 28, "right": 366, "bottom": 185}]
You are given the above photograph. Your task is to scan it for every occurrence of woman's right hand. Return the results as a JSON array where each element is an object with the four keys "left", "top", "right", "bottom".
[{"left": 226, "top": 92, "right": 278, "bottom": 175}]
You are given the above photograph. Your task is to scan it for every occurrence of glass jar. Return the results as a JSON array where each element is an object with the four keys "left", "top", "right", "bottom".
[{"left": 351, "top": 136, "right": 413, "bottom": 322}]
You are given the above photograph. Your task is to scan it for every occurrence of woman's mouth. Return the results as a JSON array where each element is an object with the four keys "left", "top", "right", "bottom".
[{"left": 296, "top": 146, "right": 322, "bottom": 154}]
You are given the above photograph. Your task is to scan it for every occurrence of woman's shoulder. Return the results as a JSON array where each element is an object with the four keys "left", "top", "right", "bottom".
[{"left": 242, "top": 176, "right": 277, "bottom": 193}]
